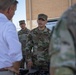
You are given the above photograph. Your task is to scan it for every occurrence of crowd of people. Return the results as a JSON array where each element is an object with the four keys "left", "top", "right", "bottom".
[{"left": 0, "top": 0, "right": 76, "bottom": 75}]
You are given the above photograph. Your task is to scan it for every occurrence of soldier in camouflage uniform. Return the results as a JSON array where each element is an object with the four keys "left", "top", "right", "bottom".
[
  {"left": 49, "top": 4, "right": 76, "bottom": 75},
  {"left": 18, "top": 20, "right": 30, "bottom": 68},
  {"left": 25, "top": 14, "right": 51, "bottom": 74}
]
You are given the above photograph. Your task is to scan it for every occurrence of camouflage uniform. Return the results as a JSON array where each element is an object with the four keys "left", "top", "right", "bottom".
[
  {"left": 18, "top": 28, "right": 30, "bottom": 68},
  {"left": 49, "top": 4, "right": 76, "bottom": 75},
  {"left": 25, "top": 27, "right": 51, "bottom": 71}
]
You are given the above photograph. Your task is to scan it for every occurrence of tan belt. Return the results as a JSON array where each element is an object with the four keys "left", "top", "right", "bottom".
[{"left": 0, "top": 68, "right": 8, "bottom": 71}]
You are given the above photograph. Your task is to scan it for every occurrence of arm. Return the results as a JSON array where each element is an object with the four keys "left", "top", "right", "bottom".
[
  {"left": 7, "top": 61, "right": 21, "bottom": 74},
  {"left": 3, "top": 22, "right": 22, "bottom": 74},
  {"left": 25, "top": 32, "right": 33, "bottom": 69},
  {"left": 13, "top": 61, "right": 21, "bottom": 71}
]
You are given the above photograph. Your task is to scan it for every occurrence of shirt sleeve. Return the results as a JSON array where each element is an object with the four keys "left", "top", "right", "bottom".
[
  {"left": 3, "top": 22, "right": 22, "bottom": 62},
  {"left": 25, "top": 32, "right": 33, "bottom": 61}
]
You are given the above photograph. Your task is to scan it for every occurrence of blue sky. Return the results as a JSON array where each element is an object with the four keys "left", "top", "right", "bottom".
[{"left": 13, "top": 0, "right": 26, "bottom": 31}]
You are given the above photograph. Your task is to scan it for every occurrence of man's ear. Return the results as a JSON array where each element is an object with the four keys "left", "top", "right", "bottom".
[
  {"left": 45, "top": 20, "right": 47, "bottom": 23},
  {"left": 7, "top": 7, "right": 11, "bottom": 14},
  {"left": 7, "top": 6, "right": 12, "bottom": 14},
  {"left": 37, "top": 20, "right": 38, "bottom": 23}
]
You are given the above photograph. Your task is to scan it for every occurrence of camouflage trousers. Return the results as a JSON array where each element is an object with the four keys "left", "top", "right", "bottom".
[{"left": 31, "top": 64, "right": 50, "bottom": 75}]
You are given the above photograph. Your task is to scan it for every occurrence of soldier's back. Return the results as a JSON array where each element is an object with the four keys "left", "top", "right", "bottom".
[{"left": 50, "top": 4, "right": 76, "bottom": 75}]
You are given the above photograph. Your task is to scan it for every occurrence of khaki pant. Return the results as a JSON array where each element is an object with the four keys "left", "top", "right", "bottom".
[{"left": 0, "top": 71, "right": 15, "bottom": 75}]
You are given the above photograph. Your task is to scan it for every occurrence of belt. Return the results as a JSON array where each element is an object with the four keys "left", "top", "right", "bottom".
[{"left": 0, "top": 68, "right": 8, "bottom": 71}]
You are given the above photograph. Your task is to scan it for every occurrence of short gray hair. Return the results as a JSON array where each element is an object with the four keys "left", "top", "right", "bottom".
[{"left": 0, "top": 0, "right": 18, "bottom": 11}]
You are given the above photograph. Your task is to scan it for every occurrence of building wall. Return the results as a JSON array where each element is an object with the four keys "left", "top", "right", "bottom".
[
  {"left": 72, "top": 0, "right": 76, "bottom": 4},
  {"left": 26, "top": 0, "right": 76, "bottom": 29}
]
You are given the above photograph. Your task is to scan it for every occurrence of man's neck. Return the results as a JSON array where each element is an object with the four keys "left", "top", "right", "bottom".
[{"left": 38, "top": 26, "right": 46, "bottom": 30}]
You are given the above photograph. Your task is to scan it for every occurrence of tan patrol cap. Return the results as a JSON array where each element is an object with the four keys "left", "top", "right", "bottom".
[
  {"left": 19, "top": 20, "right": 25, "bottom": 25},
  {"left": 38, "top": 13, "right": 48, "bottom": 20}
]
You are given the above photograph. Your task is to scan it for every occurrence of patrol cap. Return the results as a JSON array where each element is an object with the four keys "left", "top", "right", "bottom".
[
  {"left": 38, "top": 13, "right": 48, "bottom": 21},
  {"left": 19, "top": 20, "right": 25, "bottom": 25}
]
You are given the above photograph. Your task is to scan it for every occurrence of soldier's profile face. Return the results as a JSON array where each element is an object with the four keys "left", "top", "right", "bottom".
[{"left": 37, "top": 18, "right": 47, "bottom": 28}]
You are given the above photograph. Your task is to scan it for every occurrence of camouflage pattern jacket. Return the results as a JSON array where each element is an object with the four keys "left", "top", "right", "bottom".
[
  {"left": 25, "top": 27, "right": 51, "bottom": 66},
  {"left": 18, "top": 28, "right": 30, "bottom": 55},
  {"left": 49, "top": 4, "right": 76, "bottom": 75}
]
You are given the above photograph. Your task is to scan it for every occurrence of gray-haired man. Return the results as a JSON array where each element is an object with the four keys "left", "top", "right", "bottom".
[{"left": 0, "top": 0, "right": 22, "bottom": 75}]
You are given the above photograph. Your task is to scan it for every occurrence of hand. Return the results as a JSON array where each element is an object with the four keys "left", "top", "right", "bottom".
[
  {"left": 27, "top": 60, "right": 33, "bottom": 69},
  {"left": 6, "top": 66, "right": 19, "bottom": 74}
]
